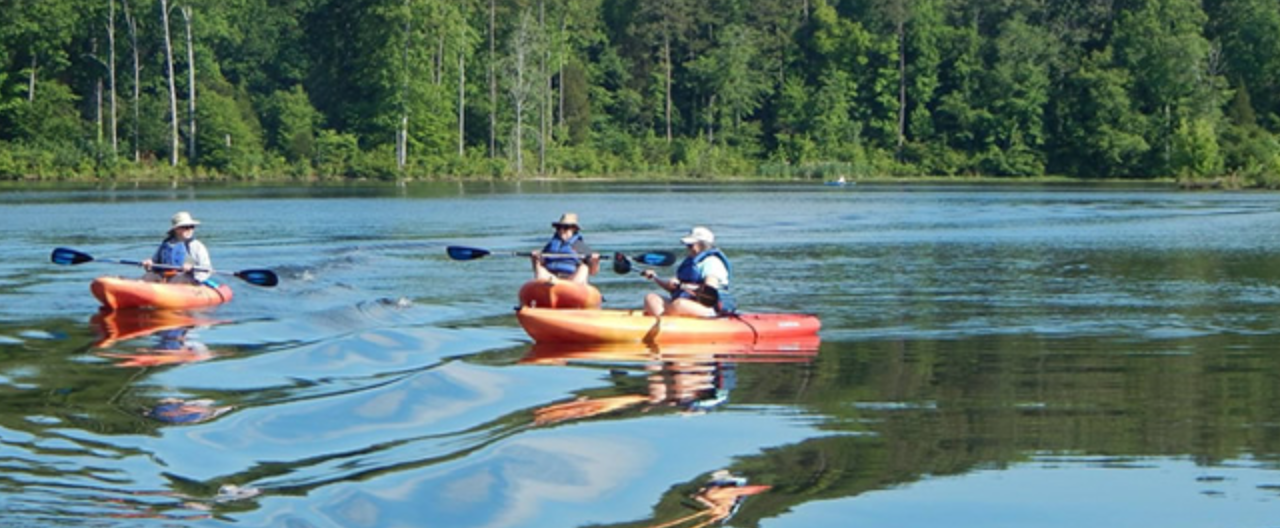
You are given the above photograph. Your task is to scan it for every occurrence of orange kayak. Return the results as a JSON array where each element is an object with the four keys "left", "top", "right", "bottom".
[
  {"left": 517, "top": 279, "right": 603, "bottom": 309},
  {"left": 91, "top": 276, "right": 233, "bottom": 310},
  {"left": 516, "top": 307, "right": 821, "bottom": 344},
  {"left": 522, "top": 338, "right": 821, "bottom": 365}
]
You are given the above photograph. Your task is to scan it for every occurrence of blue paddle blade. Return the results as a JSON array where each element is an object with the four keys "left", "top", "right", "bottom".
[
  {"left": 447, "top": 246, "right": 491, "bottom": 261},
  {"left": 51, "top": 247, "right": 94, "bottom": 265},
  {"left": 636, "top": 252, "right": 676, "bottom": 266},
  {"left": 234, "top": 269, "right": 280, "bottom": 287}
]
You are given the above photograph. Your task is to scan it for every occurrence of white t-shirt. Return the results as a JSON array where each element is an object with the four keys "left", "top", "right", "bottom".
[
  {"left": 186, "top": 240, "right": 212, "bottom": 282},
  {"left": 697, "top": 256, "right": 728, "bottom": 289}
]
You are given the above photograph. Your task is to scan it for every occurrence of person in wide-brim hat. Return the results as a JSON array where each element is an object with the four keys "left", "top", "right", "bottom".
[
  {"left": 531, "top": 212, "right": 599, "bottom": 285},
  {"left": 142, "top": 211, "right": 214, "bottom": 285},
  {"left": 551, "top": 212, "right": 580, "bottom": 230}
]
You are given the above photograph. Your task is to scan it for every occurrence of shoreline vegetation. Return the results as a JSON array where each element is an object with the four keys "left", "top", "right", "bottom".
[
  {"left": 0, "top": 171, "right": 1194, "bottom": 190},
  {"left": 5, "top": 1, "right": 1280, "bottom": 190}
]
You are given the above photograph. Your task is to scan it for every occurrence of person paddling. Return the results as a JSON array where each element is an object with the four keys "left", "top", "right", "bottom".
[
  {"left": 530, "top": 212, "right": 600, "bottom": 285},
  {"left": 642, "top": 226, "right": 736, "bottom": 317},
  {"left": 142, "top": 211, "right": 212, "bottom": 285}
]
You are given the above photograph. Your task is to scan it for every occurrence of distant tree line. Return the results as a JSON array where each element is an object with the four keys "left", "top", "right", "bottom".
[{"left": 2, "top": 0, "right": 1280, "bottom": 186}]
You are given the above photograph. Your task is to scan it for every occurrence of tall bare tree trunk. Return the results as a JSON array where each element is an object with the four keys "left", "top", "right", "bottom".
[
  {"left": 896, "top": 18, "right": 906, "bottom": 154},
  {"left": 663, "top": 33, "right": 672, "bottom": 143},
  {"left": 458, "top": 46, "right": 466, "bottom": 156},
  {"left": 160, "top": 0, "right": 179, "bottom": 167},
  {"left": 124, "top": 0, "right": 140, "bottom": 162},
  {"left": 28, "top": 56, "right": 37, "bottom": 102},
  {"left": 514, "top": 33, "right": 525, "bottom": 175},
  {"left": 558, "top": 13, "right": 566, "bottom": 129},
  {"left": 180, "top": 6, "right": 196, "bottom": 165},
  {"left": 398, "top": 0, "right": 410, "bottom": 170},
  {"left": 488, "top": 0, "right": 496, "bottom": 159},
  {"left": 95, "top": 38, "right": 103, "bottom": 147},
  {"left": 510, "top": 12, "right": 538, "bottom": 176},
  {"left": 107, "top": 0, "right": 119, "bottom": 155},
  {"left": 538, "top": 0, "right": 546, "bottom": 176}
]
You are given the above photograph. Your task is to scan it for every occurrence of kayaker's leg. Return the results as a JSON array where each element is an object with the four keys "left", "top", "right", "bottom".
[
  {"left": 643, "top": 292, "right": 667, "bottom": 316},
  {"left": 669, "top": 298, "right": 716, "bottom": 317},
  {"left": 532, "top": 257, "right": 556, "bottom": 284},
  {"left": 569, "top": 264, "right": 591, "bottom": 285}
]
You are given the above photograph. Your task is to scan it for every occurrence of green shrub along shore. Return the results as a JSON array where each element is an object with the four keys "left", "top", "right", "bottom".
[{"left": 5, "top": 0, "right": 1280, "bottom": 189}]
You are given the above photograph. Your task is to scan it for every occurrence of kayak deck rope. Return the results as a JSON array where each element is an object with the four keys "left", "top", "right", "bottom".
[{"left": 730, "top": 313, "right": 760, "bottom": 343}]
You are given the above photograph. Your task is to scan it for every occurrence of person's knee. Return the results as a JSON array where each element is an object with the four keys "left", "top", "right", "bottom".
[{"left": 643, "top": 293, "right": 665, "bottom": 316}]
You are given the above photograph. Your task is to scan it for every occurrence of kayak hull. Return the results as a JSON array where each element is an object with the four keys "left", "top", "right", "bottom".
[
  {"left": 522, "top": 337, "right": 821, "bottom": 365},
  {"left": 91, "top": 276, "right": 233, "bottom": 310},
  {"left": 516, "top": 307, "right": 821, "bottom": 344},
  {"left": 518, "top": 279, "right": 603, "bottom": 309}
]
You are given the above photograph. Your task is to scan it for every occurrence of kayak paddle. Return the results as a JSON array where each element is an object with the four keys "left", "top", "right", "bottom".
[
  {"left": 446, "top": 245, "right": 676, "bottom": 266},
  {"left": 615, "top": 252, "right": 719, "bottom": 305},
  {"left": 51, "top": 247, "right": 280, "bottom": 287}
]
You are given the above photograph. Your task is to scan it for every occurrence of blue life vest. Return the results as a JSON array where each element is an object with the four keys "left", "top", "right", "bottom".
[
  {"left": 154, "top": 237, "right": 190, "bottom": 267},
  {"left": 675, "top": 248, "right": 736, "bottom": 314},
  {"left": 542, "top": 233, "right": 584, "bottom": 276}
]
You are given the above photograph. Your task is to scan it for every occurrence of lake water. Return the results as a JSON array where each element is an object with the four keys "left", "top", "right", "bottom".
[{"left": 2, "top": 182, "right": 1279, "bottom": 527}]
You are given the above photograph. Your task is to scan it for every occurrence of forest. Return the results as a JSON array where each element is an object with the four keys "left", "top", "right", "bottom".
[{"left": 2, "top": 0, "right": 1280, "bottom": 186}]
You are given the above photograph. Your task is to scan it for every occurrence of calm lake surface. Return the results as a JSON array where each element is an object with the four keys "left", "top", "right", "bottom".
[{"left": 2, "top": 182, "right": 1280, "bottom": 527}]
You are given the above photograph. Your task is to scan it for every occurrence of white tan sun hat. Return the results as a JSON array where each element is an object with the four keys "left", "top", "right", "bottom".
[
  {"left": 552, "top": 212, "right": 581, "bottom": 230},
  {"left": 169, "top": 211, "right": 201, "bottom": 231},
  {"left": 680, "top": 226, "right": 715, "bottom": 245}
]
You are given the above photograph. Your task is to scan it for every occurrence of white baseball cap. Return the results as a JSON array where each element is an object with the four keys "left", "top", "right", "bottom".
[{"left": 680, "top": 226, "right": 715, "bottom": 245}]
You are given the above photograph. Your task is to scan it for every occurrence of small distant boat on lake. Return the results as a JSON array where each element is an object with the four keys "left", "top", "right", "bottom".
[{"left": 824, "top": 176, "right": 854, "bottom": 187}]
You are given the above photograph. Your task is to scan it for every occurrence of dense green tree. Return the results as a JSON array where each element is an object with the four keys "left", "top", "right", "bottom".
[
  {"left": 195, "top": 80, "right": 263, "bottom": 176},
  {"left": 932, "top": 21, "right": 987, "bottom": 173},
  {"left": 627, "top": 0, "right": 698, "bottom": 142},
  {"left": 262, "top": 85, "right": 321, "bottom": 165},
  {"left": 686, "top": 24, "right": 770, "bottom": 145},
  {"left": 1206, "top": 0, "right": 1280, "bottom": 128},
  {"left": 1172, "top": 116, "right": 1224, "bottom": 179},
  {"left": 1051, "top": 48, "right": 1149, "bottom": 178},
  {"left": 1, "top": 0, "right": 1278, "bottom": 182},
  {"left": 1113, "top": 0, "right": 1224, "bottom": 176},
  {"left": 980, "top": 15, "right": 1054, "bottom": 175}
]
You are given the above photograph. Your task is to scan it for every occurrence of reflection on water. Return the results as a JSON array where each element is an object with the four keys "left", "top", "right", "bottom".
[
  {"left": 524, "top": 340, "right": 819, "bottom": 424},
  {"left": 2, "top": 183, "right": 1280, "bottom": 527},
  {"left": 92, "top": 309, "right": 226, "bottom": 367}
]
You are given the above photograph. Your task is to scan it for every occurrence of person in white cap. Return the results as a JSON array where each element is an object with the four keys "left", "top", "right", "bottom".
[
  {"left": 142, "top": 211, "right": 213, "bottom": 284},
  {"left": 531, "top": 212, "right": 600, "bottom": 285},
  {"left": 642, "top": 226, "right": 736, "bottom": 317}
]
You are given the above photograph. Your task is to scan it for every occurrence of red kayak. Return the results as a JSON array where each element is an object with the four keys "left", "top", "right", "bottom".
[
  {"left": 522, "top": 337, "right": 820, "bottom": 365},
  {"left": 91, "top": 276, "right": 233, "bottom": 310},
  {"left": 517, "top": 279, "right": 603, "bottom": 309},
  {"left": 516, "top": 307, "right": 821, "bottom": 344}
]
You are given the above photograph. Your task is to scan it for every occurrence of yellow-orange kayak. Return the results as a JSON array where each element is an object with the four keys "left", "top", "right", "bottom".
[
  {"left": 516, "top": 307, "right": 821, "bottom": 344},
  {"left": 91, "top": 276, "right": 233, "bottom": 310},
  {"left": 517, "top": 279, "right": 603, "bottom": 309},
  {"left": 522, "top": 337, "right": 821, "bottom": 365}
]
